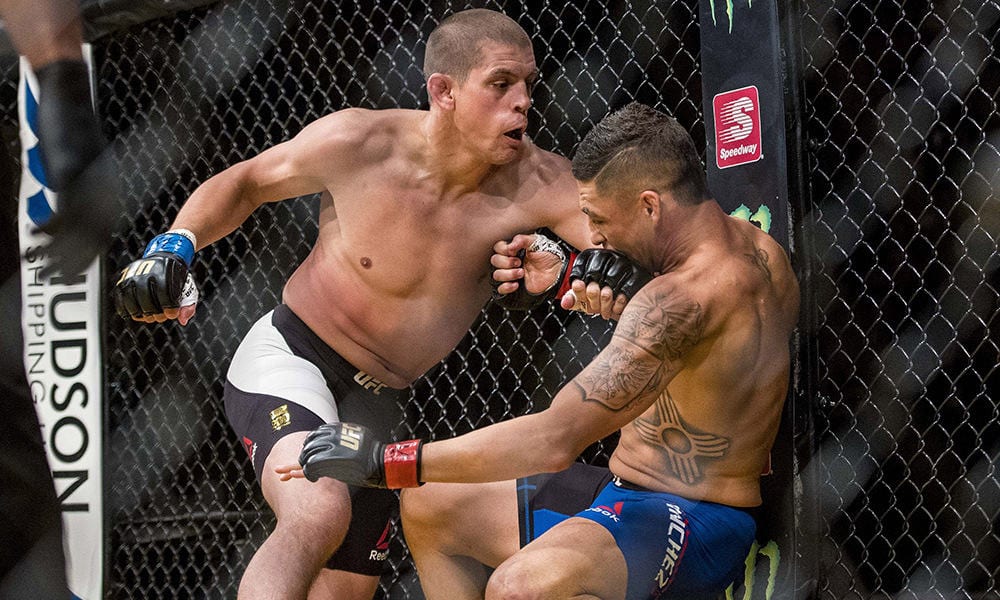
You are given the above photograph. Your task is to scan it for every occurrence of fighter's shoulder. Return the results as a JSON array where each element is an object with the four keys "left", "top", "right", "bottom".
[
  {"left": 299, "top": 107, "right": 415, "bottom": 152},
  {"left": 736, "top": 220, "right": 799, "bottom": 312},
  {"left": 523, "top": 141, "right": 573, "bottom": 182},
  {"left": 616, "top": 274, "right": 708, "bottom": 357}
]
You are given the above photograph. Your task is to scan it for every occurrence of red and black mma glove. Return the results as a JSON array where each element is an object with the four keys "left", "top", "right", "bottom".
[
  {"left": 113, "top": 230, "right": 199, "bottom": 319},
  {"left": 570, "top": 248, "right": 653, "bottom": 300},
  {"left": 299, "top": 423, "right": 423, "bottom": 489},
  {"left": 491, "top": 232, "right": 577, "bottom": 310}
]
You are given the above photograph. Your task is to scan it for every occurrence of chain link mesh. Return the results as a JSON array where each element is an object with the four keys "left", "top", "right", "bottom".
[
  {"left": 1, "top": 0, "right": 998, "bottom": 597},
  {"left": 801, "top": 1, "right": 1000, "bottom": 598},
  {"left": 91, "top": 1, "right": 697, "bottom": 597}
]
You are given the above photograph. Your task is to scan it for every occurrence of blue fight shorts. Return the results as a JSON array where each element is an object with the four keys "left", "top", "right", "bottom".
[{"left": 518, "top": 463, "right": 756, "bottom": 600}]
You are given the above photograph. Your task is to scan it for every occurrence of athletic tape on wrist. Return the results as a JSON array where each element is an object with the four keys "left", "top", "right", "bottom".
[
  {"left": 528, "top": 234, "right": 567, "bottom": 293},
  {"left": 383, "top": 440, "right": 422, "bottom": 488}
]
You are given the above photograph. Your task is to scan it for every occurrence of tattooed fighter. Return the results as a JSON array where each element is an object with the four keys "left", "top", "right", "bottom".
[{"left": 281, "top": 103, "right": 800, "bottom": 600}]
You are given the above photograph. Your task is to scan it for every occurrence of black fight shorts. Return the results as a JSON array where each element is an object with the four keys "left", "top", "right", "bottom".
[{"left": 223, "top": 304, "right": 404, "bottom": 575}]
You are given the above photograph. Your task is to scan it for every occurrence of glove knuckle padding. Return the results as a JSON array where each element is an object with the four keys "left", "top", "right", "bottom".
[
  {"left": 300, "top": 422, "right": 388, "bottom": 488},
  {"left": 114, "top": 253, "right": 190, "bottom": 317},
  {"left": 572, "top": 248, "right": 652, "bottom": 299}
]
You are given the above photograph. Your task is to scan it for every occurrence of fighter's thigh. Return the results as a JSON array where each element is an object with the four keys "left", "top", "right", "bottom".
[
  {"left": 400, "top": 479, "right": 519, "bottom": 568},
  {"left": 262, "top": 431, "right": 352, "bottom": 532},
  {"left": 488, "top": 517, "right": 627, "bottom": 600}
]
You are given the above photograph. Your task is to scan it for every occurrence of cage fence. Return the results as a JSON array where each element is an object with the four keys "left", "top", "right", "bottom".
[{"left": 0, "top": 0, "right": 997, "bottom": 598}]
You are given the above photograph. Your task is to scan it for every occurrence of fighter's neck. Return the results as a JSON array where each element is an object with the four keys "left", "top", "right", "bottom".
[
  {"left": 417, "top": 114, "right": 507, "bottom": 196},
  {"left": 654, "top": 200, "right": 729, "bottom": 273}
]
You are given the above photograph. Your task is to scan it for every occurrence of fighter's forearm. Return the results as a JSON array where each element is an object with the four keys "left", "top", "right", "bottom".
[
  {"left": 418, "top": 413, "right": 579, "bottom": 483},
  {"left": 170, "top": 164, "right": 262, "bottom": 250}
]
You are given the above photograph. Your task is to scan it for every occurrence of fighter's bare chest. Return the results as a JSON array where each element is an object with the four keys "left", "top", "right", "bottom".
[
  {"left": 322, "top": 186, "right": 535, "bottom": 284},
  {"left": 332, "top": 183, "right": 532, "bottom": 245}
]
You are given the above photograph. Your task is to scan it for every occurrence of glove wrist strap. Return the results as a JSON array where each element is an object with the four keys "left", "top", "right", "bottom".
[
  {"left": 555, "top": 251, "right": 577, "bottom": 299},
  {"left": 383, "top": 440, "right": 422, "bottom": 488},
  {"left": 528, "top": 234, "right": 567, "bottom": 294},
  {"left": 144, "top": 230, "right": 197, "bottom": 266}
]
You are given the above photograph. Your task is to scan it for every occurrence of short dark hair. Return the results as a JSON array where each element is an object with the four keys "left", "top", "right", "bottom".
[
  {"left": 571, "top": 102, "right": 708, "bottom": 204},
  {"left": 423, "top": 9, "right": 532, "bottom": 82}
]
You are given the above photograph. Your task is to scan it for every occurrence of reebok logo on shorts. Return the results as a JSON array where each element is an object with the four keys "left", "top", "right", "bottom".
[
  {"left": 242, "top": 436, "right": 257, "bottom": 465},
  {"left": 584, "top": 501, "right": 623, "bottom": 523},
  {"left": 369, "top": 521, "right": 391, "bottom": 562}
]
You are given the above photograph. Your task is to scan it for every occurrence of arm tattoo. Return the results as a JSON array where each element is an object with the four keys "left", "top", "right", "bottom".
[
  {"left": 616, "top": 289, "right": 705, "bottom": 361},
  {"left": 574, "top": 288, "right": 702, "bottom": 412},
  {"left": 574, "top": 349, "right": 663, "bottom": 412}
]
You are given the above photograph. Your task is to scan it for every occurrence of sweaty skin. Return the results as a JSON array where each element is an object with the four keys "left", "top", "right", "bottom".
[
  {"left": 598, "top": 216, "right": 798, "bottom": 507},
  {"left": 281, "top": 111, "right": 582, "bottom": 388},
  {"left": 413, "top": 202, "right": 799, "bottom": 508},
  {"left": 162, "top": 42, "right": 592, "bottom": 389}
]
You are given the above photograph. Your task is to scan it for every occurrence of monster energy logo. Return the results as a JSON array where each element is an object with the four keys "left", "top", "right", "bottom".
[
  {"left": 726, "top": 539, "right": 779, "bottom": 600},
  {"left": 730, "top": 203, "right": 771, "bottom": 233},
  {"left": 709, "top": 0, "right": 752, "bottom": 33}
]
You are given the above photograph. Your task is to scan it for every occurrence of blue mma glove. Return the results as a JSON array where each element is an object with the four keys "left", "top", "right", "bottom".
[{"left": 113, "top": 229, "right": 198, "bottom": 318}]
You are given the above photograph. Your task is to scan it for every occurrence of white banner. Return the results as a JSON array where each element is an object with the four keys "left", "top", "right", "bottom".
[{"left": 18, "top": 52, "right": 104, "bottom": 600}]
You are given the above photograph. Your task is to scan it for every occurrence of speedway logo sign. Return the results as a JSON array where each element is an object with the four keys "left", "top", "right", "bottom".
[{"left": 713, "top": 85, "right": 762, "bottom": 169}]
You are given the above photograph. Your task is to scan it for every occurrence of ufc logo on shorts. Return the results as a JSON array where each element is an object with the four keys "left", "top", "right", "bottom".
[
  {"left": 353, "top": 371, "right": 387, "bottom": 395},
  {"left": 713, "top": 85, "right": 762, "bottom": 169}
]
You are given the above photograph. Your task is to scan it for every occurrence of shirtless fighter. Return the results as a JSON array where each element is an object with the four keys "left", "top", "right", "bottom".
[
  {"left": 286, "top": 103, "right": 801, "bottom": 600},
  {"left": 112, "top": 9, "right": 644, "bottom": 600}
]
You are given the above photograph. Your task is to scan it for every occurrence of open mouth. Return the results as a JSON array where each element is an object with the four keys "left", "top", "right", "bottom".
[{"left": 504, "top": 128, "right": 524, "bottom": 141}]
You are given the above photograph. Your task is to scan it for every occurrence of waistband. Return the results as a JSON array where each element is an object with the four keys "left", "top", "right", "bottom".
[
  {"left": 611, "top": 475, "right": 759, "bottom": 519},
  {"left": 272, "top": 304, "right": 403, "bottom": 400}
]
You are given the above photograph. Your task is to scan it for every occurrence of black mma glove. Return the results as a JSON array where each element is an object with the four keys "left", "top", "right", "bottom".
[
  {"left": 570, "top": 248, "right": 653, "bottom": 300},
  {"left": 491, "top": 232, "right": 576, "bottom": 310},
  {"left": 113, "top": 230, "right": 199, "bottom": 319},
  {"left": 300, "top": 423, "right": 423, "bottom": 489},
  {"left": 35, "top": 60, "right": 120, "bottom": 278}
]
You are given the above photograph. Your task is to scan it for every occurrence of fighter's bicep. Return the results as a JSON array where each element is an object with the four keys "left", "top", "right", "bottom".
[
  {"left": 571, "top": 340, "right": 665, "bottom": 415},
  {"left": 570, "top": 284, "right": 707, "bottom": 415},
  {"left": 239, "top": 139, "right": 327, "bottom": 203},
  {"left": 615, "top": 283, "right": 706, "bottom": 363}
]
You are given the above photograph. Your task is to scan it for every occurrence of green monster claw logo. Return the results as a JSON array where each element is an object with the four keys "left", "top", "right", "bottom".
[
  {"left": 725, "top": 539, "right": 780, "bottom": 600},
  {"left": 709, "top": 0, "right": 752, "bottom": 33},
  {"left": 730, "top": 204, "right": 772, "bottom": 233}
]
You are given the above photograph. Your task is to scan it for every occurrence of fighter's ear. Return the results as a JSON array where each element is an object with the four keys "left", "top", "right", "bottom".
[
  {"left": 639, "top": 190, "right": 661, "bottom": 220},
  {"left": 427, "top": 73, "right": 455, "bottom": 109}
]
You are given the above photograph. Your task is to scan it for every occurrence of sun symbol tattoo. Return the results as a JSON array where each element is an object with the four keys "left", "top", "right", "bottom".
[{"left": 633, "top": 392, "right": 730, "bottom": 484}]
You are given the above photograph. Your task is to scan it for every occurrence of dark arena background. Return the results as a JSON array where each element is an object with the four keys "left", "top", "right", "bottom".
[{"left": 1, "top": 0, "right": 998, "bottom": 598}]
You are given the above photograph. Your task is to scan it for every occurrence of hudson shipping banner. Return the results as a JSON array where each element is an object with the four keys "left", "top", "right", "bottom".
[{"left": 18, "top": 54, "right": 104, "bottom": 600}]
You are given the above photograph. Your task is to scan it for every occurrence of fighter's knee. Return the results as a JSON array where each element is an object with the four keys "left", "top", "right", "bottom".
[
  {"left": 399, "top": 486, "right": 436, "bottom": 529},
  {"left": 485, "top": 559, "right": 549, "bottom": 600},
  {"left": 399, "top": 485, "right": 446, "bottom": 547},
  {"left": 400, "top": 483, "right": 469, "bottom": 552}
]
